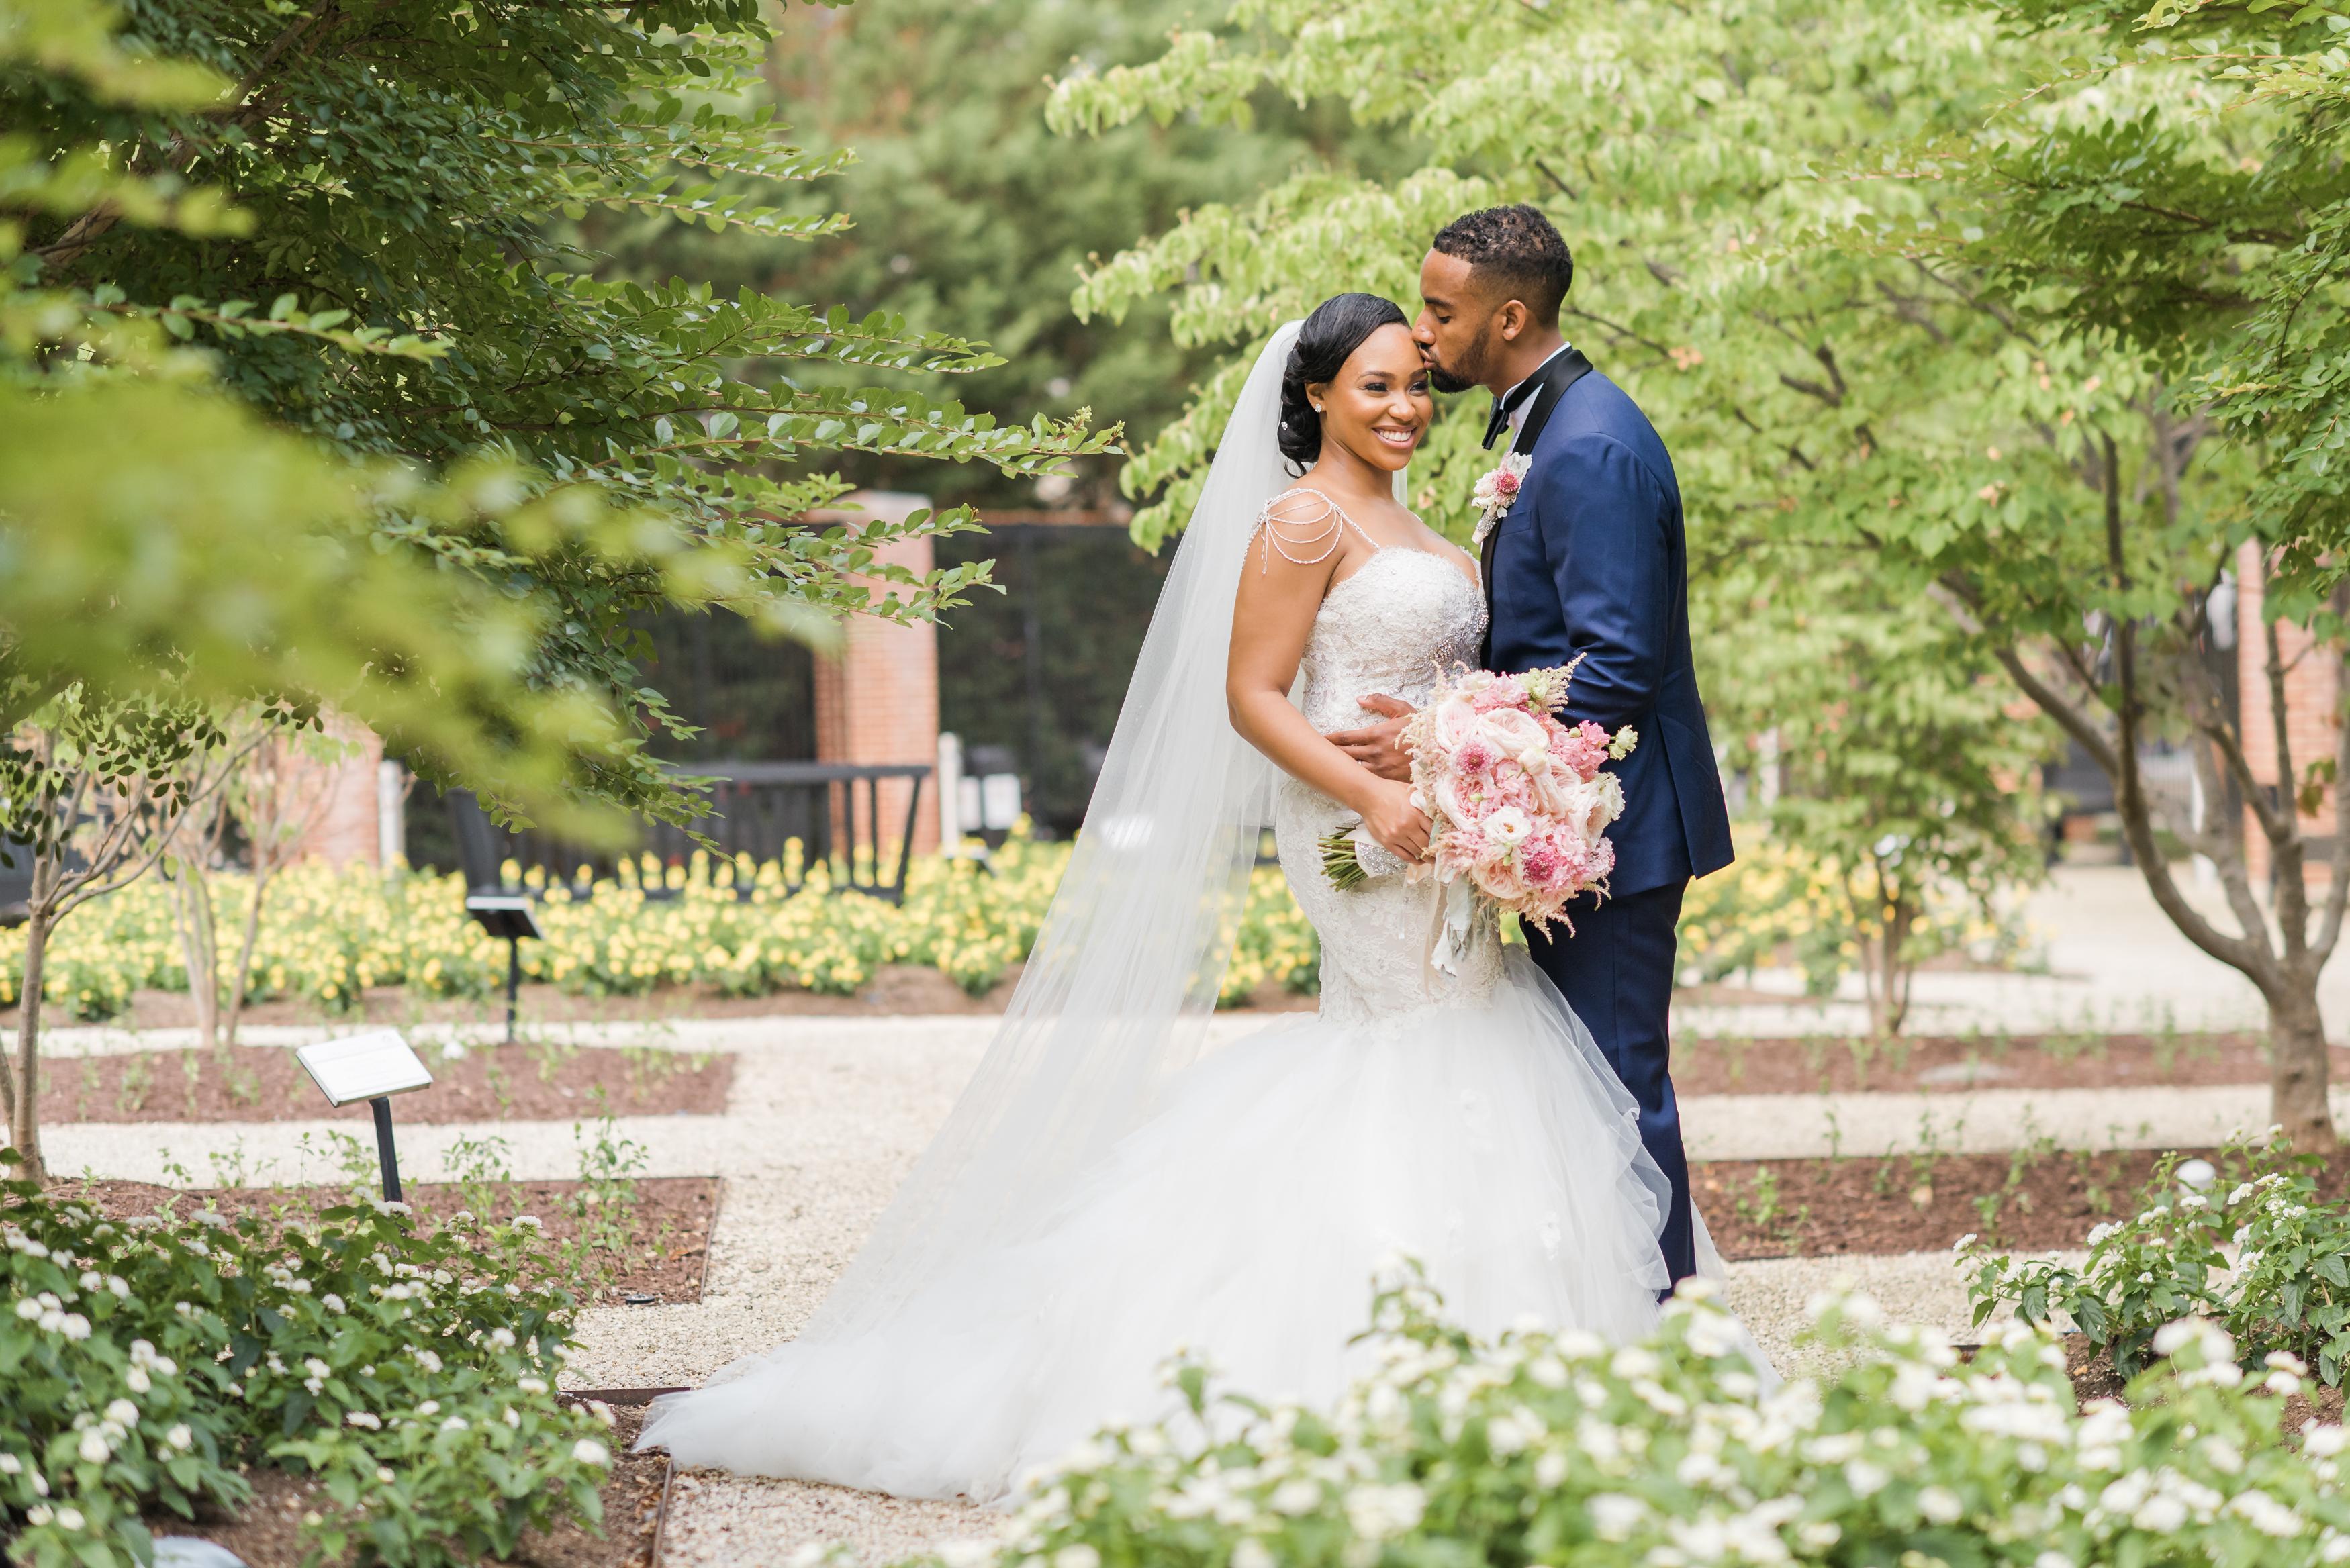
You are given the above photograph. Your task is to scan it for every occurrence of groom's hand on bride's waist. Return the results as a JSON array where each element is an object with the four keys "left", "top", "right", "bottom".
[{"left": 1327, "top": 694, "right": 1416, "bottom": 782}]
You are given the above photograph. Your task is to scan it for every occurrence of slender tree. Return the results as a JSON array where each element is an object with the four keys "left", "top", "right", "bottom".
[
  {"left": 1050, "top": 0, "right": 2350, "bottom": 1144},
  {"left": 0, "top": 690, "right": 232, "bottom": 1182}
]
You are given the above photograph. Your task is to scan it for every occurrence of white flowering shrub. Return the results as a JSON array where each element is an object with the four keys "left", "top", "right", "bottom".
[
  {"left": 1963, "top": 1140, "right": 2350, "bottom": 1385},
  {"left": 935, "top": 1269, "right": 2350, "bottom": 1568},
  {"left": 0, "top": 1153, "right": 614, "bottom": 1567}
]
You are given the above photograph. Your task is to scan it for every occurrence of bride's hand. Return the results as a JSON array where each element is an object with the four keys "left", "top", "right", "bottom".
[{"left": 1356, "top": 777, "right": 1431, "bottom": 863}]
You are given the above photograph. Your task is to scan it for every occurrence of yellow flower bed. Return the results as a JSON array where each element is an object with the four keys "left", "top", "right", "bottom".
[
  {"left": 0, "top": 833, "right": 1317, "bottom": 1019},
  {"left": 1676, "top": 831, "right": 2033, "bottom": 995},
  {"left": 0, "top": 828, "right": 1991, "bottom": 1022}
]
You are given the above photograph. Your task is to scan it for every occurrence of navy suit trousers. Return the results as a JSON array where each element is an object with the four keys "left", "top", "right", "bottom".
[{"left": 1523, "top": 881, "right": 1694, "bottom": 1285}]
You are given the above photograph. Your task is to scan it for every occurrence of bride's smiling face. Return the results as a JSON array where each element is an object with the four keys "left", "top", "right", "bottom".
[{"left": 1306, "top": 324, "right": 1433, "bottom": 475}]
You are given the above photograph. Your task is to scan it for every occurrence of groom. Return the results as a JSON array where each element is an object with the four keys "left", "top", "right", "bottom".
[{"left": 1330, "top": 205, "right": 1734, "bottom": 1285}]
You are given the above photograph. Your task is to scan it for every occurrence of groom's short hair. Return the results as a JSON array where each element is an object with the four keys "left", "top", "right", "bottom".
[{"left": 1431, "top": 205, "right": 1573, "bottom": 325}]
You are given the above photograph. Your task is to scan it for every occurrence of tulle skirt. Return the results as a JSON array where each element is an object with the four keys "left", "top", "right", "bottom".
[{"left": 637, "top": 952, "right": 1687, "bottom": 1501}]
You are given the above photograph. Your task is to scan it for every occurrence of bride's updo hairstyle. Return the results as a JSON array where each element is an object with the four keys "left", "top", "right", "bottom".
[{"left": 1276, "top": 293, "right": 1409, "bottom": 473}]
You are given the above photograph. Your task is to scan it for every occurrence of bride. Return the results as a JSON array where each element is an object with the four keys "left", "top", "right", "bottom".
[{"left": 637, "top": 295, "right": 1765, "bottom": 1502}]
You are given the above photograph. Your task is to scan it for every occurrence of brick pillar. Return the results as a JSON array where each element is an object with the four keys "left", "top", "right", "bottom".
[
  {"left": 2237, "top": 540, "right": 2341, "bottom": 884},
  {"left": 810, "top": 491, "right": 941, "bottom": 855},
  {"left": 287, "top": 716, "right": 388, "bottom": 867}
]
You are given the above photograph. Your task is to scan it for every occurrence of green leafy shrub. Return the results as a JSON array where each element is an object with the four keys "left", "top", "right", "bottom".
[
  {"left": 943, "top": 1271, "right": 2350, "bottom": 1568},
  {"left": 0, "top": 1157, "right": 614, "bottom": 1567},
  {"left": 1964, "top": 1139, "right": 2350, "bottom": 1387}
]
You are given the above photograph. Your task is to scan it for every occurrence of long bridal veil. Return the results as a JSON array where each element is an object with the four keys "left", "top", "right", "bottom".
[{"left": 780, "top": 321, "right": 1307, "bottom": 1348}]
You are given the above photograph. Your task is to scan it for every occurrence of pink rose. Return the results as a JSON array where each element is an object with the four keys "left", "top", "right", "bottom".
[
  {"left": 1480, "top": 707, "right": 1546, "bottom": 756},
  {"left": 1434, "top": 776, "right": 1477, "bottom": 832},
  {"left": 1475, "top": 859, "right": 1529, "bottom": 903},
  {"left": 1431, "top": 695, "right": 1483, "bottom": 751},
  {"left": 1525, "top": 766, "right": 1572, "bottom": 818}
]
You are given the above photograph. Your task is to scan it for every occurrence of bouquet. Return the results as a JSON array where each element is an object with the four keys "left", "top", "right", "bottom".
[{"left": 1321, "top": 660, "right": 1638, "bottom": 963}]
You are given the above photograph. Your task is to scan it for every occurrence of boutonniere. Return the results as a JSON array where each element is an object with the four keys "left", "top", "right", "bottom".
[{"left": 1470, "top": 453, "right": 1532, "bottom": 548}]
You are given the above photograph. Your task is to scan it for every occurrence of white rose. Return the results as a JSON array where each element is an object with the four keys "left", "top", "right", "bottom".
[
  {"left": 573, "top": 1438, "right": 611, "bottom": 1467},
  {"left": 1485, "top": 807, "right": 1533, "bottom": 849},
  {"left": 77, "top": 1430, "right": 110, "bottom": 1465}
]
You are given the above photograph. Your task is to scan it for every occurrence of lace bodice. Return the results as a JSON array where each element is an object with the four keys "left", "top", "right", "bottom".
[
  {"left": 1291, "top": 549, "right": 1487, "bottom": 731},
  {"left": 1258, "top": 493, "right": 1499, "bottom": 1026}
]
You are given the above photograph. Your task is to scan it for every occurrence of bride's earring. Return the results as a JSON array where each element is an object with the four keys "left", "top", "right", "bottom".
[{"left": 1311, "top": 402, "right": 1323, "bottom": 413}]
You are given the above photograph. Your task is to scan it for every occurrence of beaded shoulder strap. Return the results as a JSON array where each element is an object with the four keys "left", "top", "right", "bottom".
[{"left": 1250, "top": 487, "right": 1375, "bottom": 573}]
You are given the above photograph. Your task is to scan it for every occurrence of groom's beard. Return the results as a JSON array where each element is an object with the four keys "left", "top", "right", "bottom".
[{"left": 1424, "top": 325, "right": 1495, "bottom": 396}]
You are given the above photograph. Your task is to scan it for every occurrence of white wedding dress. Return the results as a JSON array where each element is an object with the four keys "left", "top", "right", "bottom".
[{"left": 637, "top": 503, "right": 1725, "bottom": 1501}]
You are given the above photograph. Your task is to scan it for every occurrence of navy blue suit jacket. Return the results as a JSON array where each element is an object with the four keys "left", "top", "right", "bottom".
[{"left": 1481, "top": 352, "right": 1734, "bottom": 896}]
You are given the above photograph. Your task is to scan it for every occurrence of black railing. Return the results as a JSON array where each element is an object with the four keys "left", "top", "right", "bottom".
[{"left": 446, "top": 762, "right": 930, "bottom": 904}]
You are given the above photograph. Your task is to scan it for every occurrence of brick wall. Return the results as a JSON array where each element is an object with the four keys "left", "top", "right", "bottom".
[
  {"left": 288, "top": 717, "right": 387, "bottom": 868},
  {"left": 810, "top": 491, "right": 941, "bottom": 856},
  {"left": 2237, "top": 540, "right": 2341, "bottom": 883}
]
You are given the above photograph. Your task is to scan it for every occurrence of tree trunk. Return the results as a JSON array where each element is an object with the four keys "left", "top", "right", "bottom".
[
  {"left": 2268, "top": 980, "right": 2337, "bottom": 1150},
  {"left": 222, "top": 863, "right": 275, "bottom": 1050},
  {"left": 168, "top": 859, "right": 220, "bottom": 1052},
  {"left": 1882, "top": 897, "right": 1915, "bottom": 1037},
  {"left": 9, "top": 912, "right": 50, "bottom": 1183}
]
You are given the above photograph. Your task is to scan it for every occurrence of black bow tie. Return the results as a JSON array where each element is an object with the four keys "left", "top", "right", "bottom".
[{"left": 1482, "top": 377, "right": 1539, "bottom": 450}]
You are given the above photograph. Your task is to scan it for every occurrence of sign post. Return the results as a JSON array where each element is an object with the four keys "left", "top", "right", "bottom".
[
  {"left": 294, "top": 1030, "right": 434, "bottom": 1203},
  {"left": 463, "top": 894, "right": 543, "bottom": 1043}
]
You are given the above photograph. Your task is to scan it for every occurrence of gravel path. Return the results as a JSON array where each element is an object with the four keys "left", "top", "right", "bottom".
[{"left": 40, "top": 1024, "right": 2322, "bottom": 1188}]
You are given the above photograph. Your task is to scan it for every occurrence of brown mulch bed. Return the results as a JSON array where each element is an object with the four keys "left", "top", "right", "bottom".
[
  {"left": 142, "top": 1404, "right": 665, "bottom": 1568},
  {"left": 50, "top": 1176, "right": 720, "bottom": 1306},
  {"left": 1697, "top": 1147, "right": 2350, "bottom": 1262},
  {"left": 1671, "top": 1031, "right": 2312, "bottom": 1097},
  {"left": 11, "top": 969, "right": 1027, "bottom": 1030},
  {"left": 16, "top": 965, "right": 1322, "bottom": 1035},
  {"left": 2051, "top": 1336, "right": 2349, "bottom": 1426},
  {"left": 37, "top": 1040, "right": 733, "bottom": 1125}
]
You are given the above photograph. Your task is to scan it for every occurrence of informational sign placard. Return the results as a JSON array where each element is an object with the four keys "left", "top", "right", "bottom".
[
  {"left": 294, "top": 1030, "right": 434, "bottom": 1108},
  {"left": 465, "top": 893, "right": 544, "bottom": 941}
]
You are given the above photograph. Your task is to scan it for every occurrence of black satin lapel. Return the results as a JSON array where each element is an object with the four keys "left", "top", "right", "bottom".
[
  {"left": 1511, "top": 347, "right": 1591, "bottom": 458},
  {"left": 1481, "top": 348, "right": 1593, "bottom": 665}
]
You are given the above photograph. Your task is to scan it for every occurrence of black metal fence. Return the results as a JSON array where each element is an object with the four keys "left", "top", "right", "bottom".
[{"left": 446, "top": 762, "right": 930, "bottom": 904}]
